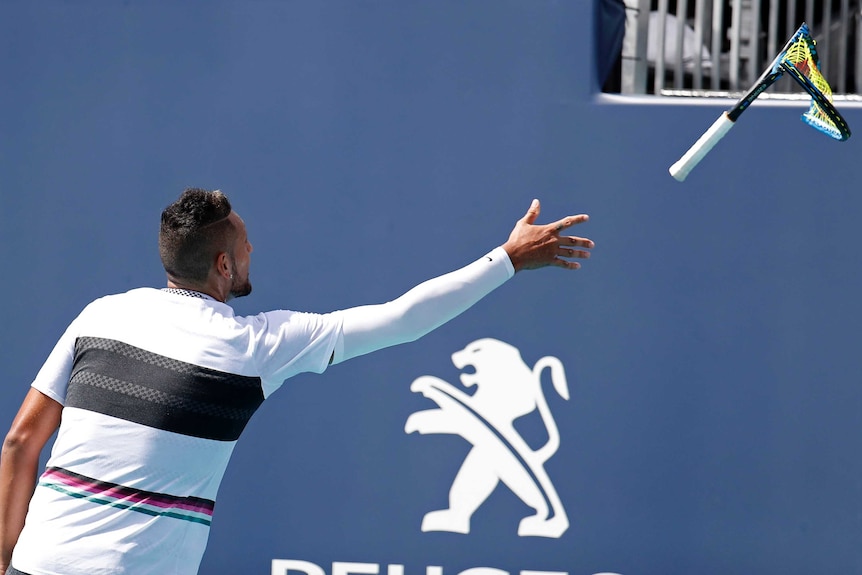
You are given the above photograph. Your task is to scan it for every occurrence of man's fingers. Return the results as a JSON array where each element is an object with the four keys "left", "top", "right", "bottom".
[
  {"left": 553, "top": 214, "right": 589, "bottom": 232},
  {"left": 565, "top": 236, "right": 595, "bottom": 249},
  {"left": 557, "top": 247, "right": 591, "bottom": 259},
  {"left": 552, "top": 258, "right": 581, "bottom": 270},
  {"left": 522, "top": 198, "right": 541, "bottom": 225}
]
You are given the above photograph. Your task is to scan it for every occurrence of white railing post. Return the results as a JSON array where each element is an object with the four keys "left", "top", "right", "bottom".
[{"left": 621, "top": 0, "right": 650, "bottom": 94}]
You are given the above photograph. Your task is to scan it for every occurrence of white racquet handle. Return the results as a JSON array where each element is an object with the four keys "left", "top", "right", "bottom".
[{"left": 669, "top": 112, "right": 735, "bottom": 182}]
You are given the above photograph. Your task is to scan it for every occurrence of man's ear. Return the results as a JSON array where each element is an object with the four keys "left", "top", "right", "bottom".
[{"left": 215, "top": 251, "right": 232, "bottom": 279}]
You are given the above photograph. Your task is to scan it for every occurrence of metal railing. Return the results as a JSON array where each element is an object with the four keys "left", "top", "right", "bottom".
[{"left": 618, "top": 0, "right": 862, "bottom": 98}]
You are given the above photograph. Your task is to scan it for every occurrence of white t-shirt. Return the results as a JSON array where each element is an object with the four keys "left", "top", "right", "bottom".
[{"left": 13, "top": 288, "right": 343, "bottom": 575}]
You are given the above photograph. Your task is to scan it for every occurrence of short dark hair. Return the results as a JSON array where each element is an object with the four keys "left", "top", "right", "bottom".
[{"left": 159, "top": 188, "right": 235, "bottom": 282}]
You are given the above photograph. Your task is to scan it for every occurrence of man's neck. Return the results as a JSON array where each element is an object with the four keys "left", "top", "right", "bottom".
[{"left": 165, "top": 278, "right": 227, "bottom": 303}]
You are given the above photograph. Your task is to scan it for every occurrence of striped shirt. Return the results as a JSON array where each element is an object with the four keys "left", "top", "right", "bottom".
[{"left": 11, "top": 288, "right": 342, "bottom": 575}]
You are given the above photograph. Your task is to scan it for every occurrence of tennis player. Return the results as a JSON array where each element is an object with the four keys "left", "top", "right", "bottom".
[{"left": 0, "top": 188, "right": 593, "bottom": 575}]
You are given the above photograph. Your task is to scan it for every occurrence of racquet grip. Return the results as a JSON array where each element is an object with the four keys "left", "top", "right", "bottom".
[{"left": 669, "top": 112, "right": 735, "bottom": 182}]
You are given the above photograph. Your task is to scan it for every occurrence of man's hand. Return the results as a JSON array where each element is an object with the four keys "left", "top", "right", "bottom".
[{"left": 501, "top": 199, "right": 593, "bottom": 272}]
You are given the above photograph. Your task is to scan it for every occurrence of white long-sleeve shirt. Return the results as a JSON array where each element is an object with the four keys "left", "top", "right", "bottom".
[{"left": 11, "top": 247, "right": 513, "bottom": 575}]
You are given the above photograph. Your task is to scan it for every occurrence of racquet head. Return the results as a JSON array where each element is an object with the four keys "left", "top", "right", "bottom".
[{"left": 780, "top": 23, "right": 851, "bottom": 141}]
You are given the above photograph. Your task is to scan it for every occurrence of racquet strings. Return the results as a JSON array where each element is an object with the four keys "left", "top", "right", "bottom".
[{"left": 782, "top": 26, "right": 850, "bottom": 140}]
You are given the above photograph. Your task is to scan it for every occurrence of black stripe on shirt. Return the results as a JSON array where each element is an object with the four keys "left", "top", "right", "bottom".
[{"left": 66, "top": 337, "right": 264, "bottom": 441}]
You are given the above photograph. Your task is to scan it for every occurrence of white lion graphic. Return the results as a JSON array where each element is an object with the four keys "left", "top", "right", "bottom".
[{"left": 404, "top": 338, "right": 570, "bottom": 538}]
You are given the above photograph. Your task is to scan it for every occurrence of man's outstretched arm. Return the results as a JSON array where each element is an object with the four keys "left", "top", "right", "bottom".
[
  {"left": 0, "top": 389, "right": 62, "bottom": 575},
  {"left": 333, "top": 199, "right": 593, "bottom": 364}
]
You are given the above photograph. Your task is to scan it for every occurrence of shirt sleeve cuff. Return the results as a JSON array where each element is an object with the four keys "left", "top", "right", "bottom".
[{"left": 488, "top": 245, "right": 515, "bottom": 279}]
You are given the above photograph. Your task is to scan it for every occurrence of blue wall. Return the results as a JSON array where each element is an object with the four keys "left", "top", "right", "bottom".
[{"left": 2, "top": 2, "right": 861, "bottom": 575}]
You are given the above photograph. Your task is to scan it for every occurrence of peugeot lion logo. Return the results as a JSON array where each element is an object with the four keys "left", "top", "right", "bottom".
[{"left": 404, "top": 338, "right": 570, "bottom": 538}]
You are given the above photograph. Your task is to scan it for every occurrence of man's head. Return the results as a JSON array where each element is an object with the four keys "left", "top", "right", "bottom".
[{"left": 159, "top": 188, "right": 253, "bottom": 299}]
